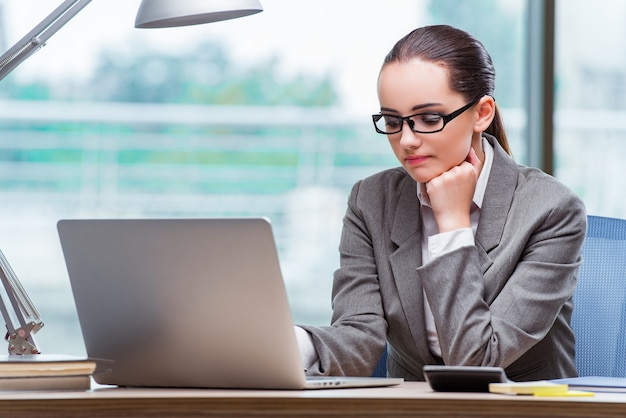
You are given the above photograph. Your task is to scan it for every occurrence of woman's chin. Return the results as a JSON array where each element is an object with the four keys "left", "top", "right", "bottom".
[{"left": 403, "top": 165, "right": 444, "bottom": 184}]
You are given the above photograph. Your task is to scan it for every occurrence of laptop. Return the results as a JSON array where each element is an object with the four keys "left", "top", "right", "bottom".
[{"left": 56, "top": 217, "right": 402, "bottom": 390}]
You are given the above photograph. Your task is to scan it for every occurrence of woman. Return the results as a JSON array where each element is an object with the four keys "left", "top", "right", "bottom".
[{"left": 296, "top": 24, "right": 586, "bottom": 381}]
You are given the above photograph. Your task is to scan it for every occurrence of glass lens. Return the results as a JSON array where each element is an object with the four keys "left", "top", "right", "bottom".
[
  {"left": 410, "top": 113, "right": 444, "bottom": 133},
  {"left": 375, "top": 113, "right": 445, "bottom": 134},
  {"left": 375, "top": 115, "right": 402, "bottom": 133}
]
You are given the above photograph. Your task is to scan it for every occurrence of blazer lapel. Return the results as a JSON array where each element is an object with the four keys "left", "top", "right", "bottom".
[
  {"left": 388, "top": 174, "right": 438, "bottom": 363},
  {"left": 475, "top": 134, "right": 518, "bottom": 265}
]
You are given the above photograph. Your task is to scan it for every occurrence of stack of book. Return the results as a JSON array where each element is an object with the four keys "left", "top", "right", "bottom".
[{"left": 0, "top": 354, "right": 96, "bottom": 391}]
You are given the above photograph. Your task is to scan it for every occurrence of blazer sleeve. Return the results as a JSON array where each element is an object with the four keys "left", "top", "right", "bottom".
[
  {"left": 420, "top": 170, "right": 586, "bottom": 369},
  {"left": 298, "top": 178, "right": 388, "bottom": 377}
]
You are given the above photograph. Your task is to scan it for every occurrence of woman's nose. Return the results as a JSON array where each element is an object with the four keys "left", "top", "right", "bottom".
[{"left": 399, "top": 121, "right": 422, "bottom": 148}]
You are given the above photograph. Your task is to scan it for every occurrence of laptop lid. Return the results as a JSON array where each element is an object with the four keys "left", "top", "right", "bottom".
[
  {"left": 57, "top": 218, "right": 401, "bottom": 390},
  {"left": 58, "top": 217, "right": 308, "bottom": 389}
]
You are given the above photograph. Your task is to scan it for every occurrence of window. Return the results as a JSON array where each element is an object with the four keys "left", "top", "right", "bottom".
[
  {"left": 0, "top": 0, "right": 528, "bottom": 355},
  {"left": 554, "top": 0, "right": 626, "bottom": 218}
]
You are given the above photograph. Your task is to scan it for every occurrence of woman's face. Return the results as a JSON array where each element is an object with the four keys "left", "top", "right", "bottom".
[{"left": 377, "top": 58, "right": 479, "bottom": 184}]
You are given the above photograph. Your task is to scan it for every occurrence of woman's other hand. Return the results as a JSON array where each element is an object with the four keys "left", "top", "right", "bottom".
[{"left": 426, "top": 146, "right": 483, "bottom": 233}]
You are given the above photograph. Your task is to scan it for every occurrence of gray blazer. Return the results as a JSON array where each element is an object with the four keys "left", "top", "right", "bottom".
[{"left": 300, "top": 134, "right": 586, "bottom": 381}]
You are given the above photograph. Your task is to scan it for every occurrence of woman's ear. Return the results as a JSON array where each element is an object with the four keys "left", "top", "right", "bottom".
[{"left": 473, "top": 95, "right": 496, "bottom": 133}]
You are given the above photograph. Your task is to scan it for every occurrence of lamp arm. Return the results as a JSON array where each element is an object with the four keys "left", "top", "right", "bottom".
[
  {"left": 0, "top": 250, "right": 43, "bottom": 354},
  {"left": 0, "top": 0, "right": 94, "bottom": 352},
  {"left": 0, "top": 0, "right": 93, "bottom": 82},
  {"left": 0, "top": 0, "right": 263, "bottom": 355}
]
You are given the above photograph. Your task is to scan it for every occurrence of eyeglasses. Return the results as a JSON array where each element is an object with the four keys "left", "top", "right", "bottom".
[{"left": 371, "top": 98, "right": 479, "bottom": 135}]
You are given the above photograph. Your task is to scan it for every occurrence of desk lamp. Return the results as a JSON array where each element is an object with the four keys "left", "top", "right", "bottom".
[
  {"left": 0, "top": 0, "right": 263, "bottom": 353},
  {"left": 0, "top": 0, "right": 263, "bottom": 82}
]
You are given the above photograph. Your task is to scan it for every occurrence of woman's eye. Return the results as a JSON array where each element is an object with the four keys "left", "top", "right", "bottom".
[
  {"left": 384, "top": 117, "right": 402, "bottom": 129},
  {"left": 415, "top": 114, "right": 442, "bottom": 126}
]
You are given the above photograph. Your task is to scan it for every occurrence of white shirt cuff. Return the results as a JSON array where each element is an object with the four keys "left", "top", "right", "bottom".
[
  {"left": 428, "top": 227, "right": 474, "bottom": 259},
  {"left": 294, "top": 326, "right": 319, "bottom": 370}
]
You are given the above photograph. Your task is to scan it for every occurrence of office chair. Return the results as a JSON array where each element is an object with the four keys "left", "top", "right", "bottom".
[
  {"left": 573, "top": 215, "right": 626, "bottom": 377},
  {"left": 371, "top": 346, "right": 388, "bottom": 377}
]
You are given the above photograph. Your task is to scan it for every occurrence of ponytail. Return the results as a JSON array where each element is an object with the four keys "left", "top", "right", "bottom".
[{"left": 486, "top": 103, "right": 511, "bottom": 156}]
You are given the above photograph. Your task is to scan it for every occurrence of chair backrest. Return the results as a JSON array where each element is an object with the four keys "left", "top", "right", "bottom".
[
  {"left": 573, "top": 215, "right": 626, "bottom": 377},
  {"left": 371, "top": 346, "right": 388, "bottom": 377}
]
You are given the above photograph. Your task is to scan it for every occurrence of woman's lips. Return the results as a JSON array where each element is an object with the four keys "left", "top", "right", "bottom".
[{"left": 405, "top": 155, "right": 429, "bottom": 166}]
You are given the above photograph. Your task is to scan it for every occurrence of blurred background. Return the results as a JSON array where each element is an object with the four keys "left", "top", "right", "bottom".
[{"left": 0, "top": 0, "right": 623, "bottom": 355}]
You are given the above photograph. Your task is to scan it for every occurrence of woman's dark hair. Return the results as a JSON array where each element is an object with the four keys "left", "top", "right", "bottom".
[{"left": 383, "top": 25, "right": 511, "bottom": 155}]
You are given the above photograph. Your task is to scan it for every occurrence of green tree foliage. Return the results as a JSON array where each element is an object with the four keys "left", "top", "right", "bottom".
[
  {"left": 426, "top": 0, "right": 524, "bottom": 108},
  {"left": 0, "top": 78, "right": 52, "bottom": 100},
  {"left": 3, "top": 41, "right": 338, "bottom": 107}
]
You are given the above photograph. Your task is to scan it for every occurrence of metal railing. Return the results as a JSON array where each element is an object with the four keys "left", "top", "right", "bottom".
[{"left": 0, "top": 99, "right": 622, "bottom": 355}]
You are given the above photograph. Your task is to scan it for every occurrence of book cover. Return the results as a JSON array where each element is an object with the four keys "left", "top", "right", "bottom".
[
  {"left": 551, "top": 376, "right": 626, "bottom": 393},
  {"left": 0, "top": 354, "right": 96, "bottom": 378},
  {"left": 0, "top": 374, "right": 91, "bottom": 391}
]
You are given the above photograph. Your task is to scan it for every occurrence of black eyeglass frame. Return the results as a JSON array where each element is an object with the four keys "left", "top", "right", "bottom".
[{"left": 371, "top": 98, "right": 480, "bottom": 135}]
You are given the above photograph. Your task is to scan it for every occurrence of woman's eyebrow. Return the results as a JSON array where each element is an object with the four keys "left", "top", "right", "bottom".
[
  {"left": 411, "top": 102, "right": 442, "bottom": 111},
  {"left": 379, "top": 102, "right": 443, "bottom": 113}
]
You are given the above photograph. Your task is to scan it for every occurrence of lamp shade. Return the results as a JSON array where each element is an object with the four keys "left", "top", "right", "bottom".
[{"left": 135, "top": 0, "right": 263, "bottom": 29}]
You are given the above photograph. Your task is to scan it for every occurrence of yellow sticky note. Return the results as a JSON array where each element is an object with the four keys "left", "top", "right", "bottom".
[
  {"left": 533, "top": 389, "right": 595, "bottom": 397},
  {"left": 490, "top": 381, "right": 595, "bottom": 397},
  {"left": 489, "top": 381, "right": 568, "bottom": 395}
]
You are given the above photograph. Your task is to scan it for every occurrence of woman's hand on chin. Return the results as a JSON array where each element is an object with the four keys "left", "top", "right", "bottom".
[{"left": 426, "top": 147, "right": 483, "bottom": 233}]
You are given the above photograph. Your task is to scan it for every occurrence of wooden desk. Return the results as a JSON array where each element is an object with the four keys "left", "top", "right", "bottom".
[{"left": 1, "top": 381, "right": 626, "bottom": 418}]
